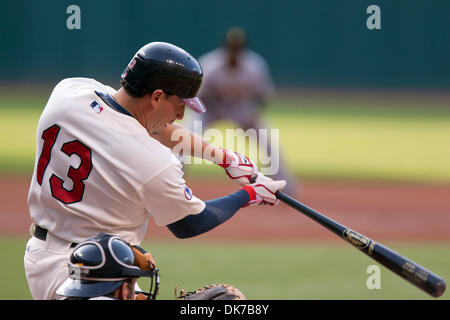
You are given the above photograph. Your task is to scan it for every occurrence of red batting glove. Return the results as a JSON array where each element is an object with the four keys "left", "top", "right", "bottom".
[{"left": 241, "top": 174, "right": 287, "bottom": 206}]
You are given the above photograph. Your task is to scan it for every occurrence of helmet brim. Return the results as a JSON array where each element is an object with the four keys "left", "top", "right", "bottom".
[
  {"left": 183, "top": 97, "right": 206, "bottom": 114},
  {"left": 56, "top": 278, "right": 124, "bottom": 298}
]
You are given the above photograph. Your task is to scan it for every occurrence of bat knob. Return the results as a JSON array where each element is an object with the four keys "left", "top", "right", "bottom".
[{"left": 433, "top": 280, "right": 447, "bottom": 298}]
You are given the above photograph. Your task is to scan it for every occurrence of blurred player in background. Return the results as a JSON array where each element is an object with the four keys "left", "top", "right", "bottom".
[{"left": 193, "top": 27, "right": 298, "bottom": 195}]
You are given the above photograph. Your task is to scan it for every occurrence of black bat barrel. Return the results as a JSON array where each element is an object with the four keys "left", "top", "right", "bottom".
[
  {"left": 275, "top": 191, "right": 447, "bottom": 298},
  {"left": 364, "top": 241, "right": 446, "bottom": 297}
]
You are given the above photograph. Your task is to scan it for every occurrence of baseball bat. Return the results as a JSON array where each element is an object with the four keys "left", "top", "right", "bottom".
[{"left": 275, "top": 191, "right": 447, "bottom": 298}]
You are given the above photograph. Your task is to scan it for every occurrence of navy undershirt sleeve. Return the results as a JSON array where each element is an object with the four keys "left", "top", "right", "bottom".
[{"left": 167, "top": 189, "right": 250, "bottom": 239}]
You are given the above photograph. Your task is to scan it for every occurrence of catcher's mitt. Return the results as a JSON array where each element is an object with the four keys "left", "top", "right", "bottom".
[{"left": 176, "top": 283, "right": 246, "bottom": 300}]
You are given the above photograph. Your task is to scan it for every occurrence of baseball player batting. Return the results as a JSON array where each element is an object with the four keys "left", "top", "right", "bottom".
[{"left": 24, "top": 41, "right": 287, "bottom": 300}]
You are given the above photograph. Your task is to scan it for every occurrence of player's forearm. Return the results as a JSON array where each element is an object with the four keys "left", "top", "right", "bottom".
[
  {"left": 150, "top": 123, "right": 224, "bottom": 163},
  {"left": 166, "top": 189, "right": 250, "bottom": 239}
]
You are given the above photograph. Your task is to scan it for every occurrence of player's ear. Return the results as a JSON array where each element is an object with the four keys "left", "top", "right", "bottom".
[
  {"left": 150, "top": 89, "right": 165, "bottom": 104},
  {"left": 116, "top": 281, "right": 134, "bottom": 300},
  {"left": 145, "top": 90, "right": 162, "bottom": 110}
]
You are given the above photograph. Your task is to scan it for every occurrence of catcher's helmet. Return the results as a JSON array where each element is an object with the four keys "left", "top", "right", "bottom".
[
  {"left": 56, "top": 233, "right": 157, "bottom": 299},
  {"left": 121, "top": 41, "right": 206, "bottom": 113}
]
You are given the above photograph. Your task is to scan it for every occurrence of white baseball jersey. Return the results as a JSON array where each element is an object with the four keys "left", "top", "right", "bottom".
[
  {"left": 28, "top": 77, "right": 205, "bottom": 245},
  {"left": 197, "top": 47, "right": 275, "bottom": 118}
]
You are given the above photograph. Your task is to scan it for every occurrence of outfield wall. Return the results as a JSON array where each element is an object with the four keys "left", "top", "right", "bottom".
[{"left": 1, "top": 0, "right": 449, "bottom": 89}]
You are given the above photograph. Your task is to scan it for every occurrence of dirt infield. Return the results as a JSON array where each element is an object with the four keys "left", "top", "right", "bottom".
[{"left": 1, "top": 175, "right": 449, "bottom": 242}]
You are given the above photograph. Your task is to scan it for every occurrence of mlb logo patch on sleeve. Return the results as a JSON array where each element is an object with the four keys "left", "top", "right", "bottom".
[
  {"left": 184, "top": 185, "right": 193, "bottom": 200},
  {"left": 90, "top": 101, "right": 103, "bottom": 113}
]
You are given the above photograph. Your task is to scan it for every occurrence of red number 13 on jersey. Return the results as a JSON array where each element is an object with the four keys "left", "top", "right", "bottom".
[{"left": 36, "top": 124, "right": 93, "bottom": 204}]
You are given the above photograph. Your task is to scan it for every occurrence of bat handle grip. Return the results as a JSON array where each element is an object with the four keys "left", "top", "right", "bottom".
[
  {"left": 275, "top": 191, "right": 288, "bottom": 200},
  {"left": 276, "top": 190, "right": 295, "bottom": 203}
]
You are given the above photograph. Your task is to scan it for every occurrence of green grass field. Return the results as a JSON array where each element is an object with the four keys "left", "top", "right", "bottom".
[{"left": 2, "top": 236, "right": 449, "bottom": 300}]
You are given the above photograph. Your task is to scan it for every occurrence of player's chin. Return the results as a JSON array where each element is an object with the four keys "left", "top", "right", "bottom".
[{"left": 149, "top": 123, "right": 168, "bottom": 135}]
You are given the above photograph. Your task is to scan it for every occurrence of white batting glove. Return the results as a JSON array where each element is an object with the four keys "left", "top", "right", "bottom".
[
  {"left": 241, "top": 173, "right": 287, "bottom": 206},
  {"left": 216, "top": 148, "right": 258, "bottom": 186}
]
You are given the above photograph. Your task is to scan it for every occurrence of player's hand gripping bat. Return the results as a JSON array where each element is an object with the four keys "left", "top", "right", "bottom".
[{"left": 275, "top": 191, "right": 446, "bottom": 298}]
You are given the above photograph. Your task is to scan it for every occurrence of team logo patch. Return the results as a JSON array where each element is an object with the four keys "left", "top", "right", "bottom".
[
  {"left": 90, "top": 101, "right": 103, "bottom": 113},
  {"left": 128, "top": 58, "right": 137, "bottom": 70},
  {"left": 184, "top": 185, "right": 193, "bottom": 200}
]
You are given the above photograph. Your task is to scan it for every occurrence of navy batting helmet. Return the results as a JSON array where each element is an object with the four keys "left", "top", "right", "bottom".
[
  {"left": 56, "top": 233, "right": 158, "bottom": 299},
  {"left": 121, "top": 42, "right": 206, "bottom": 113}
]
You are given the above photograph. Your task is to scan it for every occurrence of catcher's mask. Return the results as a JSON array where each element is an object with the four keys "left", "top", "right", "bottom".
[{"left": 56, "top": 232, "right": 159, "bottom": 299}]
